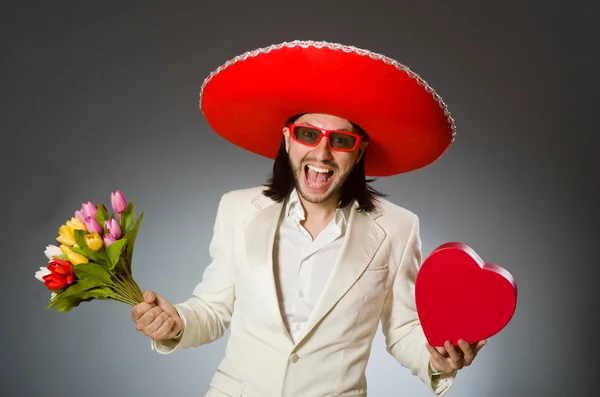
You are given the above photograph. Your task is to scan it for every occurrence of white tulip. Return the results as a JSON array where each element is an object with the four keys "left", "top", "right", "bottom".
[
  {"left": 44, "top": 245, "right": 63, "bottom": 259},
  {"left": 35, "top": 266, "right": 51, "bottom": 282}
]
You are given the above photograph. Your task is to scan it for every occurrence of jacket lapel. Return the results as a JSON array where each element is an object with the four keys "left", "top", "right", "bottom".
[
  {"left": 295, "top": 203, "right": 386, "bottom": 346},
  {"left": 243, "top": 193, "right": 294, "bottom": 344},
  {"left": 243, "top": 191, "right": 386, "bottom": 347}
]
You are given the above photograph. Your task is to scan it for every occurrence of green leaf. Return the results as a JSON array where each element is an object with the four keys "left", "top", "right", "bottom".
[
  {"left": 72, "top": 263, "right": 112, "bottom": 284},
  {"left": 54, "top": 279, "right": 108, "bottom": 300},
  {"left": 106, "top": 238, "right": 127, "bottom": 269},
  {"left": 72, "top": 230, "right": 107, "bottom": 266},
  {"left": 47, "top": 295, "right": 79, "bottom": 312},
  {"left": 78, "top": 287, "right": 114, "bottom": 300},
  {"left": 48, "top": 287, "right": 116, "bottom": 312},
  {"left": 96, "top": 204, "right": 109, "bottom": 228},
  {"left": 118, "top": 201, "right": 135, "bottom": 233},
  {"left": 123, "top": 212, "right": 144, "bottom": 270},
  {"left": 46, "top": 280, "right": 111, "bottom": 311},
  {"left": 70, "top": 246, "right": 106, "bottom": 266}
]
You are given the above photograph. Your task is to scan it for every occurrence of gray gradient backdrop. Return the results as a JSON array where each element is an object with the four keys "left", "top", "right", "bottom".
[{"left": 1, "top": 1, "right": 597, "bottom": 396}]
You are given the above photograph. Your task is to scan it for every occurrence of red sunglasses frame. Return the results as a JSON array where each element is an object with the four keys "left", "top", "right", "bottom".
[{"left": 288, "top": 123, "right": 364, "bottom": 152}]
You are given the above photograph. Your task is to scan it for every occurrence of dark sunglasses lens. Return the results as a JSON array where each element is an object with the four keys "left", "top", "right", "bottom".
[
  {"left": 329, "top": 133, "right": 356, "bottom": 149},
  {"left": 294, "top": 126, "right": 321, "bottom": 145}
]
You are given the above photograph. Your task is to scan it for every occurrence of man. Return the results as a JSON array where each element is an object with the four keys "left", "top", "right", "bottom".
[{"left": 131, "top": 40, "right": 485, "bottom": 397}]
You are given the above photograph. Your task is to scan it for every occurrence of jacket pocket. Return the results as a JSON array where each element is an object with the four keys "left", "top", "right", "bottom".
[
  {"left": 357, "top": 263, "right": 389, "bottom": 301},
  {"left": 208, "top": 369, "right": 245, "bottom": 397},
  {"left": 363, "top": 263, "right": 389, "bottom": 279}
]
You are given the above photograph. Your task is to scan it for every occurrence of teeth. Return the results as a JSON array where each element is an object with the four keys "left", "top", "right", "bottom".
[{"left": 307, "top": 164, "right": 332, "bottom": 173}]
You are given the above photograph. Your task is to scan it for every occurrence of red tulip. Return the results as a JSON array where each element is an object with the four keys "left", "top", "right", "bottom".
[{"left": 42, "top": 258, "right": 74, "bottom": 291}]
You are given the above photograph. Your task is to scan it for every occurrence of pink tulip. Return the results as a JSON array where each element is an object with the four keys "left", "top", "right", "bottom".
[
  {"left": 103, "top": 234, "right": 116, "bottom": 248},
  {"left": 111, "top": 190, "right": 127, "bottom": 213},
  {"left": 84, "top": 217, "right": 103, "bottom": 234},
  {"left": 75, "top": 210, "right": 85, "bottom": 223},
  {"left": 81, "top": 201, "right": 97, "bottom": 219},
  {"left": 105, "top": 219, "right": 121, "bottom": 239}
]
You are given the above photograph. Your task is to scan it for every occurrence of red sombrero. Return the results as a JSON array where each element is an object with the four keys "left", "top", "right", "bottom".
[{"left": 199, "top": 40, "right": 456, "bottom": 176}]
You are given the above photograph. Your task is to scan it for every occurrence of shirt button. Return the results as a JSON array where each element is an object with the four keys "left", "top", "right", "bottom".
[
  {"left": 296, "top": 324, "right": 302, "bottom": 331},
  {"left": 298, "top": 291, "right": 305, "bottom": 298},
  {"left": 290, "top": 353, "right": 299, "bottom": 363}
]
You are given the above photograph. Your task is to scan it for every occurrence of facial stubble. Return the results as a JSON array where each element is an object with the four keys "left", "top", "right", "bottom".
[{"left": 288, "top": 157, "right": 354, "bottom": 204}]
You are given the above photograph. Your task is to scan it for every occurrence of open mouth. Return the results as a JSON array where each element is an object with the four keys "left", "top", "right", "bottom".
[{"left": 304, "top": 164, "right": 335, "bottom": 189}]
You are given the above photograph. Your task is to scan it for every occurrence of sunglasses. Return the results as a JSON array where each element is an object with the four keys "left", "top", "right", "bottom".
[{"left": 288, "top": 123, "right": 364, "bottom": 152}]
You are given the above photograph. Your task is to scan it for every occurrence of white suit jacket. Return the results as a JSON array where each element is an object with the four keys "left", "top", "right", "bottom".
[{"left": 153, "top": 186, "right": 455, "bottom": 396}]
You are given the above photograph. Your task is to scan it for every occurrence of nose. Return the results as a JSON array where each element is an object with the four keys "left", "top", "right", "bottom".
[{"left": 311, "top": 133, "right": 333, "bottom": 161}]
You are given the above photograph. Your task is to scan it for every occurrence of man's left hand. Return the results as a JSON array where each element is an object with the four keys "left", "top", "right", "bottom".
[{"left": 426, "top": 339, "right": 487, "bottom": 375}]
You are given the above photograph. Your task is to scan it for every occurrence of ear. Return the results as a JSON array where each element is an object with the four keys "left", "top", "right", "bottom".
[
  {"left": 355, "top": 141, "right": 368, "bottom": 164},
  {"left": 283, "top": 127, "right": 291, "bottom": 153}
]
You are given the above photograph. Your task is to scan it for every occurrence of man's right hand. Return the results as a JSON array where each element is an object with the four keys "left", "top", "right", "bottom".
[{"left": 132, "top": 290, "right": 183, "bottom": 341}]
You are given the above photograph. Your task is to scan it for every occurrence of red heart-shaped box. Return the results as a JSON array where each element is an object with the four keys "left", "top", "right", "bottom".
[{"left": 415, "top": 242, "right": 517, "bottom": 346}]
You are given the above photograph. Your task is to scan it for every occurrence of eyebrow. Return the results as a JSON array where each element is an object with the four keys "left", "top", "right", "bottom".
[{"left": 301, "top": 121, "right": 353, "bottom": 133}]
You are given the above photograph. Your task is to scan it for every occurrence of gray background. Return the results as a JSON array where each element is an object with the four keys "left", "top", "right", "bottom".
[{"left": 1, "top": 1, "right": 597, "bottom": 396}]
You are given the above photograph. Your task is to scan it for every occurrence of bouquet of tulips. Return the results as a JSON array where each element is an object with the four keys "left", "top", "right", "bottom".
[{"left": 35, "top": 190, "right": 145, "bottom": 311}]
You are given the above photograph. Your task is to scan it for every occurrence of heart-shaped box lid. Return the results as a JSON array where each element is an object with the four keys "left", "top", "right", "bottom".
[{"left": 415, "top": 242, "right": 517, "bottom": 346}]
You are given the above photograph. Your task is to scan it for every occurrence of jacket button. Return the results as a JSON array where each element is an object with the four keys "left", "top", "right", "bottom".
[{"left": 290, "top": 353, "right": 299, "bottom": 363}]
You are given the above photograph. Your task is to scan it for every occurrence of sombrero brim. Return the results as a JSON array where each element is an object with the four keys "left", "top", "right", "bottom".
[{"left": 199, "top": 40, "right": 456, "bottom": 176}]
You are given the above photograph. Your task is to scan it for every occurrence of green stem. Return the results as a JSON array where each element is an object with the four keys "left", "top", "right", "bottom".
[
  {"left": 109, "top": 293, "right": 136, "bottom": 306},
  {"left": 109, "top": 273, "right": 138, "bottom": 303},
  {"left": 114, "top": 280, "right": 138, "bottom": 304},
  {"left": 123, "top": 270, "right": 144, "bottom": 302},
  {"left": 102, "top": 249, "right": 144, "bottom": 304},
  {"left": 108, "top": 284, "right": 136, "bottom": 304},
  {"left": 114, "top": 269, "right": 143, "bottom": 303},
  {"left": 119, "top": 254, "right": 144, "bottom": 296}
]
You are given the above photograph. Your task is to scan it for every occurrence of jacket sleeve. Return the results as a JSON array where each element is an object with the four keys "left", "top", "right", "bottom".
[
  {"left": 152, "top": 192, "right": 236, "bottom": 354},
  {"left": 379, "top": 215, "right": 456, "bottom": 396}
]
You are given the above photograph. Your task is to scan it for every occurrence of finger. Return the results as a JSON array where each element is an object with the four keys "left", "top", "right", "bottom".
[
  {"left": 131, "top": 302, "right": 154, "bottom": 321},
  {"left": 458, "top": 339, "right": 475, "bottom": 365},
  {"left": 435, "top": 346, "right": 449, "bottom": 358},
  {"left": 427, "top": 343, "right": 445, "bottom": 360},
  {"left": 445, "top": 341, "right": 463, "bottom": 370},
  {"left": 143, "top": 311, "right": 170, "bottom": 337},
  {"left": 150, "top": 316, "right": 175, "bottom": 341},
  {"left": 427, "top": 344, "right": 449, "bottom": 373},
  {"left": 136, "top": 306, "right": 163, "bottom": 330},
  {"left": 475, "top": 339, "right": 487, "bottom": 353}
]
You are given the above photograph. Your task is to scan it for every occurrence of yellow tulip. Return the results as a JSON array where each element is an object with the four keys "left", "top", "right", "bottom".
[
  {"left": 84, "top": 232, "right": 103, "bottom": 251},
  {"left": 57, "top": 225, "right": 76, "bottom": 246},
  {"left": 56, "top": 217, "right": 86, "bottom": 247},
  {"left": 60, "top": 245, "right": 89, "bottom": 265},
  {"left": 67, "top": 217, "right": 86, "bottom": 231}
]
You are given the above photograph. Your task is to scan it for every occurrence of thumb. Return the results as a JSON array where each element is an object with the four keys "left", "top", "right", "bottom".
[
  {"left": 143, "top": 290, "right": 156, "bottom": 305},
  {"left": 152, "top": 292, "right": 176, "bottom": 314}
]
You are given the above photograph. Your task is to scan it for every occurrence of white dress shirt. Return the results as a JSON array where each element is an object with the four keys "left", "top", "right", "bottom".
[{"left": 273, "top": 188, "right": 351, "bottom": 343}]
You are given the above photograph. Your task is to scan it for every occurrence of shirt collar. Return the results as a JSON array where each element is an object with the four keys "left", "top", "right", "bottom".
[
  {"left": 285, "top": 188, "right": 352, "bottom": 226},
  {"left": 286, "top": 188, "right": 304, "bottom": 219}
]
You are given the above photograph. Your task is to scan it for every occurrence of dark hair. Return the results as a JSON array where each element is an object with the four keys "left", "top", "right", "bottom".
[{"left": 262, "top": 114, "right": 386, "bottom": 212}]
